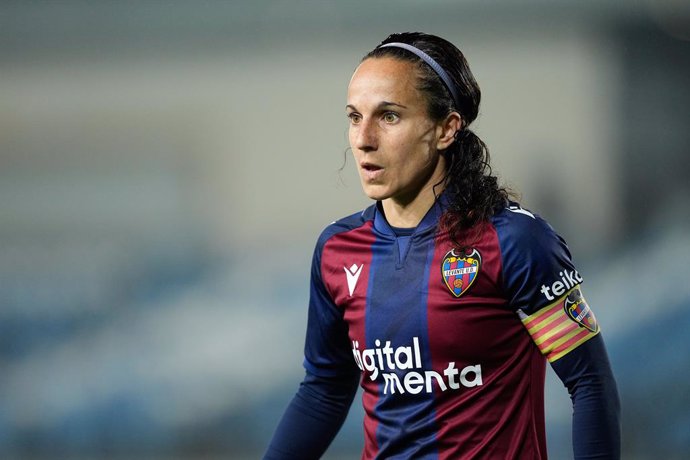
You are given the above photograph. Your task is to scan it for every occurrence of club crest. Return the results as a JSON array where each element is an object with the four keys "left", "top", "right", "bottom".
[
  {"left": 442, "top": 248, "right": 481, "bottom": 298},
  {"left": 564, "top": 289, "right": 599, "bottom": 333}
]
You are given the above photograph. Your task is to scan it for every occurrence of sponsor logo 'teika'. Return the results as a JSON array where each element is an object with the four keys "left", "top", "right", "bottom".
[{"left": 540, "top": 269, "right": 583, "bottom": 301}]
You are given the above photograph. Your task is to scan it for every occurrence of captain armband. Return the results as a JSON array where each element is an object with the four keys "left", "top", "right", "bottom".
[{"left": 518, "top": 286, "right": 600, "bottom": 362}]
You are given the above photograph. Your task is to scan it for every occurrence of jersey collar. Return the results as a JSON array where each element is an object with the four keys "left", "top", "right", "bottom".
[{"left": 372, "top": 193, "right": 448, "bottom": 238}]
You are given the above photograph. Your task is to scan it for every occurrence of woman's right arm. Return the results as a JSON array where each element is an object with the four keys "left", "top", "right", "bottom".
[
  {"left": 263, "top": 370, "right": 360, "bottom": 460},
  {"left": 264, "top": 234, "right": 362, "bottom": 459}
]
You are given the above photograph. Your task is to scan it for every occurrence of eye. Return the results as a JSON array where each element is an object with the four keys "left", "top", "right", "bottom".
[
  {"left": 383, "top": 112, "right": 399, "bottom": 123},
  {"left": 347, "top": 112, "right": 362, "bottom": 125}
]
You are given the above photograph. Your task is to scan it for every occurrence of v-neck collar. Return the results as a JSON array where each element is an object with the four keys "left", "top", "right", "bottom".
[{"left": 372, "top": 193, "right": 447, "bottom": 239}]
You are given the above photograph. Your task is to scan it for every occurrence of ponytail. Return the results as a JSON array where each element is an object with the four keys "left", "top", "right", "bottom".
[{"left": 439, "top": 128, "right": 511, "bottom": 249}]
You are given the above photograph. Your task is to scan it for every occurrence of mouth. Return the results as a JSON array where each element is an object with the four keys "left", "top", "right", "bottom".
[
  {"left": 361, "top": 161, "right": 382, "bottom": 172},
  {"left": 360, "top": 162, "right": 384, "bottom": 181}
]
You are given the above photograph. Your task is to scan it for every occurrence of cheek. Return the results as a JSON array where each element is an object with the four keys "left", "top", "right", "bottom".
[
  {"left": 350, "top": 146, "right": 362, "bottom": 164},
  {"left": 397, "top": 145, "right": 439, "bottom": 179},
  {"left": 348, "top": 124, "right": 364, "bottom": 149},
  {"left": 394, "top": 137, "right": 427, "bottom": 165}
]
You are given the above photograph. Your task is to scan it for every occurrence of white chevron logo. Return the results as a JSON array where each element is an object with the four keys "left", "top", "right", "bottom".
[{"left": 344, "top": 263, "right": 364, "bottom": 297}]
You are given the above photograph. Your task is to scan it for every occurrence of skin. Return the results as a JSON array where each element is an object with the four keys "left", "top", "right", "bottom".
[{"left": 346, "top": 57, "right": 462, "bottom": 228}]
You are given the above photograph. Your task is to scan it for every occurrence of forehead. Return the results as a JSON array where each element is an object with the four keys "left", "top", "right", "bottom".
[{"left": 347, "top": 57, "right": 423, "bottom": 107}]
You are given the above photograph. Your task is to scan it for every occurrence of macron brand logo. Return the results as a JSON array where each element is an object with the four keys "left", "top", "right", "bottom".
[
  {"left": 540, "top": 269, "right": 584, "bottom": 301},
  {"left": 344, "top": 263, "right": 364, "bottom": 296}
]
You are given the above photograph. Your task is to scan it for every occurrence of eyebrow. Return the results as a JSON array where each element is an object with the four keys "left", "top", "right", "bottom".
[{"left": 346, "top": 101, "right": 408, "bottom": 111}]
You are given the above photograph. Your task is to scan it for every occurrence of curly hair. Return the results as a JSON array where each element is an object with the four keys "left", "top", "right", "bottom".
[{"left": 363, "top": 32, "right": 512, "bottom": 249}]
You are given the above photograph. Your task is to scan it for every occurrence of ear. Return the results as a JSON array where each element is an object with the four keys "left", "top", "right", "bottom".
[{"left": 436, "top": 112, "right": 463, "bottom": 150}]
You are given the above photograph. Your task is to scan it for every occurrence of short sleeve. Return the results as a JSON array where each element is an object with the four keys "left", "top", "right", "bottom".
[
  {"left": 302, "top": 239, "right": 360, "bottom": 378},
  {"left": 492, "top": 204, "right": 600, "bottom": 362}
]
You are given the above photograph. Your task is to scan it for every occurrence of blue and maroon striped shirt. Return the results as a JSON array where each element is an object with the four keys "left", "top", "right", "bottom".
[{"left": 267, "top": 197, "right": 620, "bottom": 459}]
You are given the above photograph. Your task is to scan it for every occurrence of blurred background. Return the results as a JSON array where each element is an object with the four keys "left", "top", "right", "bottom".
[{"left": 1, "top": 1, "right": 689, "bottom": 459}]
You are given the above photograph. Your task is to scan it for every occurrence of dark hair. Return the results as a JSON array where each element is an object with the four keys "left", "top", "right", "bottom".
[{"left": 364, "top": 32, "right": 512, "bottom": 248}]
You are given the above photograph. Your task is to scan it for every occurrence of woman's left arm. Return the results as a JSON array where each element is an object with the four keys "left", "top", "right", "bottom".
[{"left": 550, "top": 334, "right": 621, "bottom": 460}]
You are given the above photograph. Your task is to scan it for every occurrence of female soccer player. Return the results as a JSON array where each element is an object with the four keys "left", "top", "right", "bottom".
[{"left": 264, "top": 32, "right": 620, "bottom": 459}]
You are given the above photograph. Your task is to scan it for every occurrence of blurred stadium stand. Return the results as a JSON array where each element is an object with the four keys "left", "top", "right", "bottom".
[{"left": 1, "top": 1, "right": 689, "bottom": 459}]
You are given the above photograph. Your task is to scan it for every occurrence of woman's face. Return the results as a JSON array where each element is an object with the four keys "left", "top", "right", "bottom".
[{"left": 346, "top": 57, "right": 452, "bottom": 206}]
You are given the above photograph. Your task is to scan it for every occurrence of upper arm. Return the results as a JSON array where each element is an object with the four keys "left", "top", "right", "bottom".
[
  {"left": 303, "top": 238, "right": 360, "bottom": 378},
  {"left": 494, "top": 205, "right": 600, "bottom": 363}
]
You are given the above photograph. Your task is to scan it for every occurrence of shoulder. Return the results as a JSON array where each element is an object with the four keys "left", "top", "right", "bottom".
[
  {"left": 491, "top": 202, "right": 556, "bottom": 240},
  {"left": 315, "top": 203, "right": 377, "bottom": 252},
  {"left": 310, "top": 203, "right": 376, "bottom": 291},
  {"left": 490, "top": 202, "right": 571, "bottom": 259},
  {"left": 490, "top": 202, "right": 580, "bottom": 311}
]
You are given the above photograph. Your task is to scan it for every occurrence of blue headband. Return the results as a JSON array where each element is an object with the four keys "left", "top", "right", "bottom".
[{"left": 379, "top": 42, "right": 460, "bottom": 110}]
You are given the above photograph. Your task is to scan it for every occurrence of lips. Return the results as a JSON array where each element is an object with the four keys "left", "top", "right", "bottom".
[
  {"left": 360, "top": 162, "right": 384, "bottom": 181},
  {"left": 361, "top": 161, "right": 382, "bottom": 171}
]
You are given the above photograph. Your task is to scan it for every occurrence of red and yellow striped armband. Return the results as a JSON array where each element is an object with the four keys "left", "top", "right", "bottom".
[{"left": 519, "top": 286, "right": 600, "bottom": 362}]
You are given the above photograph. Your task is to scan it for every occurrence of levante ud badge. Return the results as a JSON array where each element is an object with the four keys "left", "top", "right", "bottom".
[
  {"left": 442, "top": 248, "right": 481, "bottom": 298},
  {"left": 564, "top": 288, "right": 599, "bottom": 333}
]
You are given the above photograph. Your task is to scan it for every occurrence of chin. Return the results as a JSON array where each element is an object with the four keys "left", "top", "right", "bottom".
[{"left": 360, "top": 183, "right": 390, "bottom": 201}]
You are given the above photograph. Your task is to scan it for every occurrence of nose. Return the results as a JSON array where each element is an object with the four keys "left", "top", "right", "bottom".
[{"left": 351, "top": 118, "right": 378, "bottom": 152}]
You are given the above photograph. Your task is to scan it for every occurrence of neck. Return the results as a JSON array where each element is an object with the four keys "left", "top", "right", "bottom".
[{"left": 381, "top": 182, "right": 444, "bottom": 228}]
